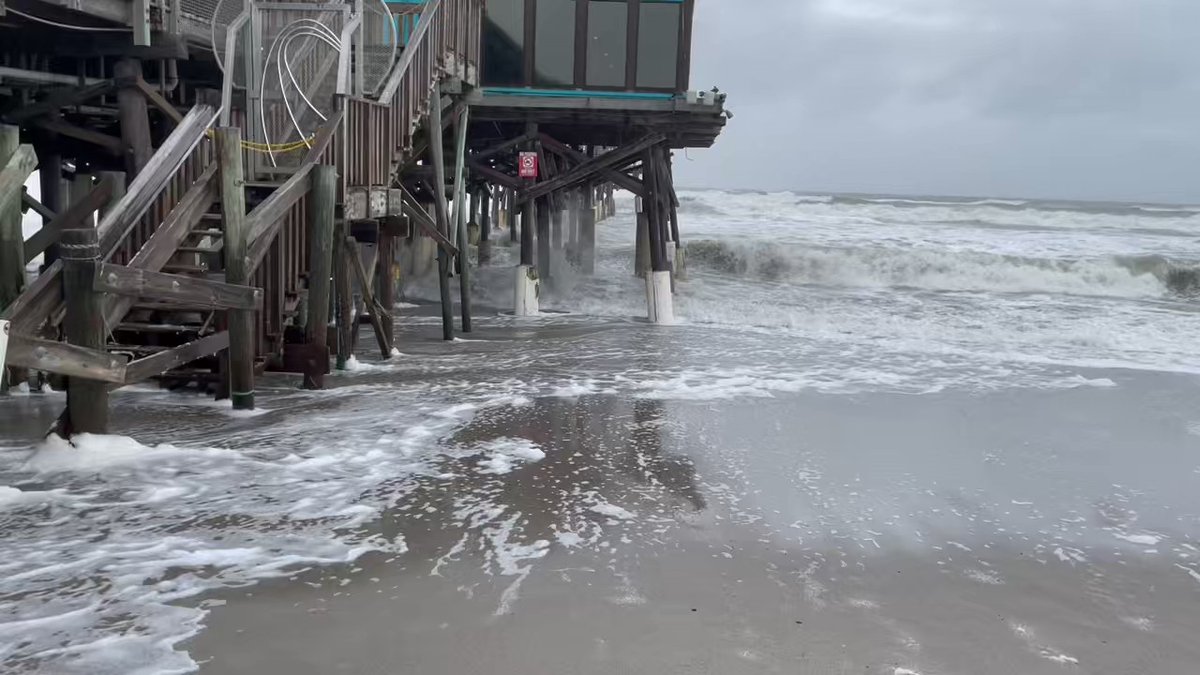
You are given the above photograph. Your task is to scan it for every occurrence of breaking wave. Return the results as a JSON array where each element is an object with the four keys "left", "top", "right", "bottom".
[{"left": 685, "top": 240, "right": 1200, "bottom": 298}]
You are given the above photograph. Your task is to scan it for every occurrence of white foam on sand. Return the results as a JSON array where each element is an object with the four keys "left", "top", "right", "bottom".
[
  {"left": 0, "top": 388, "right": 501, "bottom": 673},
  {"left": 1114, "top": 532, "right": 1161, "bottom": 546},
  {"left": 476, "top": 438, "right": 546, "bottom": 475}
]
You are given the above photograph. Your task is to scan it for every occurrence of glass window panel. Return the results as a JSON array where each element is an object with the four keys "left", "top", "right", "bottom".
[
  {"left": 484, "top": 0, "right": 525, "bottom": 86},
  {"left": 637, "top": 3, "right": 680, "bottom": 89},
  {"left": 534, "top": 0, "right": 576, "bottom": 87},
  {"left": 586, "top": 0, "right": 627, "bottom": 88}
]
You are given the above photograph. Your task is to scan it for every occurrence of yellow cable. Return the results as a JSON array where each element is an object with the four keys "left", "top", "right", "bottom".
[{"left": 203, "top": 130, "right": 316, "bottom": 153}]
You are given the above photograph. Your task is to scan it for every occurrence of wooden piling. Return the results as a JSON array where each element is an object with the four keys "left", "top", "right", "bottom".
[
  {"left": 453, "top": 104, "right": 473, "bottom": 333},
  {"left": 580, "top": 185, "right": 596, "bottom": 274},
  {"left": 115, "top": 59, "right": 153, "bottom": 177},
  {"left": 215, "top": 127, "right": 254, "bottom": 410},
  {"left": 537, "top": 196, "right": 552, "bottom": 282},
  {"left": 479, "top": 187, "right": 492, "bottom": 264},
  {"left": 509, "top": 187, "right": 519, "bottom": 243},
  {"left": 645, "top": 147, "right": 668, "bottom": 274},
  {"left": 0, "top": 126, "right": 24, "bottom": 392},
  {"left": 37, "top": 148, "right": 63, "bottom": 266},
  {"left": 303, "top": 164, "right": 337, "bottom": 389},
  {"left": 428, "top": 86, "right": 454, "bottom": 341},
  {"left": 60, "top": 227, "right": 107, "bottom": 434},
  {"left": 521, "top": 198, "right": 535, "bottom": 267},
  {"left": 334, "top": 219, "right": 353, "bottom": 369}
]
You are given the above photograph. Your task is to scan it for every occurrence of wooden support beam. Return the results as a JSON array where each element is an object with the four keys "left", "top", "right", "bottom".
[
  {"left": 538, "top": 134, "right": 645, "bottom": 196},
  {"left": 345, "top": 237, "right": 392, "bottom": 359},
  {"left": 5, "top": 333, "right": 127, "bottom": 385},
  {"left": 124, "top": 332, "right": 230, "bottom": 384},
  {"left": 1, "top": 81, "right": 116, "bottom": 124},
  {"left": 61, "top": 227, "right": 109, "bottom": 434},
  {"left": 398, "top": 188, "right": 458, "bottom": 255},
  {"left": 216, "top": 127, "right": 255, "bottom": 411},
  {"left": 95, "top": 263, "right": 262, "bottom": 311},
  {"left": 103, "top": 162, "right": 218, "bottom": 327},
  {"left": 115, "top": 59, "right": 153, "bottom": 177},
  {"left": 32, "top": 118, "right": 123, "bottom": 155},
  {"left": 24, "top": 175, "right": 115, "bottom": 265},
  {"left": 134, "top": 77, "right": 184, "bottom": 126},
  {"left": 473, "top": 132, "right": 535, "bottom": 162},
  {"left": 467, "top": 158, "right": 521, "bottom": 190},
  {"left": 304, "top": 165, "right": 337, "bottom": 389},
  {"left": 1, "top": 260, "right": 61, "bottom": 334},
  {"left": 21, "top": 191, "right": 56, "bottom": 222},
  {"left": 520, "top": 133, "right": 664, "bottom": 204}
]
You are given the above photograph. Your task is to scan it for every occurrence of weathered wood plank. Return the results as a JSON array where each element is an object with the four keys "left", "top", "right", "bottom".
[
  {"left": 24, "top": 175, "right": 115, "bottom": 265},
  {"left": 33, "top": 118, "right": 124, "bottom": 155},
  {"left": 124, "top": 331, "right": 230, "bottom": 384},
  {"left": 95, "top": 263, "right": 263, "bottom": 311},
  {"left": 134, "top": 77, "right": 184, "bottom": 125},
  {"left": 399, "top": 191, "right": 459, "bottom": 255},
  {"left": 5, "top": 333, "right": 127, "bottom": 384}
]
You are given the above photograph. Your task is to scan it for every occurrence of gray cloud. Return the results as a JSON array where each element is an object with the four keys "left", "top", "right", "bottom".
[{"left": 675, "top": 0, "right": 1200, "bottom": 203}]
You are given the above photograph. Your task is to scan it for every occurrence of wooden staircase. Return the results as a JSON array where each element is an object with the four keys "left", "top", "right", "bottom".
[{"left": 0, "top": 0, "right": 484, "bottom": 424}]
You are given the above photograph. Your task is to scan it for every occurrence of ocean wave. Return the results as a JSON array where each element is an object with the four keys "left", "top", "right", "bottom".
[{"left": 684, "top": 240, "right": 1197, "bottom": 298}]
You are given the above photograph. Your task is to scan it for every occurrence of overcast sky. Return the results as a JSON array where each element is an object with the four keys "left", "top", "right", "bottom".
[{"left": 674, "top": 0, "right": 1200, "bottom": 203}]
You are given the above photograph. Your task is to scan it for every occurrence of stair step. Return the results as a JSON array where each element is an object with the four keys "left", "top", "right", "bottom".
[
  {"left": 189, "top": 228, "right": 224, "bottom": 237},
  {"left": 161, "top": 263, "right": 210, "bottom": 275},
  {"left": 115, "top": 322, "right": 202, "bottom": 334},
  {"left": 178, "top": 242, "right": 223, "bottom": 254}
]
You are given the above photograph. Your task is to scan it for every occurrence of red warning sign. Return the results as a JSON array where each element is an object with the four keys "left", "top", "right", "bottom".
[{"left": 518, "top": 151, "right": 539, "bottom": 179}]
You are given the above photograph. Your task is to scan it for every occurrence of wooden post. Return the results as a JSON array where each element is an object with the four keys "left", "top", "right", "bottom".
[
  {"left": 37, "top": 148, "right": 63, "bottom": 266},
  {"left": 453, "top": 105, "right": 473, "bottom": 333},
  {"left": 551, "top": 197, "right": 564, "bottom": 251},
  {"left": 428, "top": 86, "right": 454, "bottom": 341},
  {"left": 645, "top": 148, "right": 667, "bottom": 274},
  {"left": 70, "top": 173, "right": 96, "bottom": 228},
  {"left": 115, "top": 59, "right": 153, "bottom": 177},
  {"left": 566, "top": 188, "right": 579, "bottom": 262},
  {"left": 635, "top": 199, "right": 650, "bottom": 277},
  {"left": 377, "top": 228, "right": 396, "bottom": 349},
  {"left": 536, "top": 196, "right": 551, "bottom": 282},
  {"left": 334, "top": 219, "right": 353, "bottom": 369},
  {"left": 479, "top": 186, "right": 492, "bottom": 264},
  {"left": 98, "top": 170, "right": 127, "bottom": 219},
  {"left": 61, "top": 227, "right": 107, "bottom": 434},
  {"left": 580, "top": 184, "right": 596, "bottom": 274},
  {"left": 0, "top": 125, "right": 24, "bottom": 315},
  {"left": 0, "top": 126, "right": 24, "bottom": 393},
  {"left": 521, "top": 198, "right": 535, "bottom": 267},
  {"left": 215, "top": 127, "right": 254, "bottom": 410},
  {"left": 509, "top": 188, "right": 519, "bottom": 243},
  {"left": 304, "top": 164, "right": 337, "bottom": 389}
]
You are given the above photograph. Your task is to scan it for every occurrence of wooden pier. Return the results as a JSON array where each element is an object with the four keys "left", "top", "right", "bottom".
[{"left": 0, "top": 0, "right": 727, "bottom": 435}]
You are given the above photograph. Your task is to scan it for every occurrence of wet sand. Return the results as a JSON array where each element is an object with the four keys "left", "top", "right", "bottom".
[{"left": 185, "top": 374, "right": 1200, "bottom": 674}]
